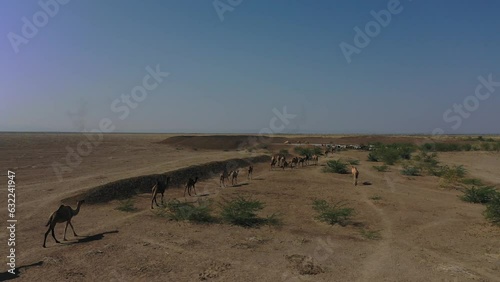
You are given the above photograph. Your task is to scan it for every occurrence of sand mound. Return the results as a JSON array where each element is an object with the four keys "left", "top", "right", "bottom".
[
  {"left": 63, "top": 155, "right": 270, "bottom": 204},
  {"left": 159, "top": 135, "right": 287, "bottom": 150}
]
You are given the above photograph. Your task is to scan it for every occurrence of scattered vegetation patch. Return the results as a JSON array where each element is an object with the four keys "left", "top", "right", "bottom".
[
  {"left": 484, "top": 194, "right": 500, "bottom": 225},
  {"left": 323, "top": 160, "right": 349, "bottom": 174},
  {"left": 412, "top": 151, "right": 440, "bottom": 175},
  {"left": 156, "top": 199, "right": 216, "bottom": 223},
  {"left": 219, "top": 196, "right": 281, "bottom": 227},
  {"left": 439, "top": 165, "right": 467, "bottom": 187},
  {"left": 279, "top": 149, "right": 290, "bottom": 156},
  {"left": 346, "top": 158, "right": 360, "bottom": 165},
  {"left": 460, "top": 186, "right": 499, "bottom": 204},
  {"left": 461, "top": 178, "right": 484, "bottom": 186},
  {"left": 368, "top": 143, "right": 417, "bottom": 165},
  {"left": 312, "top": 199, "right": 354, "bottom": 226},
  {"left": 367, "top": 153, "right": 379, "bottom": 162},
  {"left": 294, "top": 146, "right": 322, "bottom": 157},
  {"left": 421, "top": 141, "right": 500, "bottom": 152},
  {"left": 370, "top": 195, "right": 382, "bottom": 201},
  {"left": 401, "top": 165, "right": 421, "bottom": 176},
  {"left": 116, "top": 199, "right": 137, "bottom": 212},
  {"left": 372, "top": 165, "right": 389, "bottom": 172},
  {"left": 360, "top": 229, "right": 381, "bottom": 240}
]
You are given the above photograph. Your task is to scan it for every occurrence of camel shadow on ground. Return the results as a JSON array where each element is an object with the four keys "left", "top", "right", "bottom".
[
  {"left": 65, "top": 230, "right": 119, "bottom": 245},
  {"left": 230, "top": 183, "right": 249, "bottom": 188},
  {"left": 0, "top": 261, "right": 44, "bottom": 280}
]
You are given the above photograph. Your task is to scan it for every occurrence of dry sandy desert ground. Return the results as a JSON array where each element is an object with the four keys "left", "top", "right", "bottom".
[{"left": 0, "top": 133, "right": 499, "bottom": 281}]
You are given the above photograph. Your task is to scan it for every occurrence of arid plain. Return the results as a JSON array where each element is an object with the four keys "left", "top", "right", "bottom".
[{"left": 0, "top": 133, "right": 499, "bottom": 281}]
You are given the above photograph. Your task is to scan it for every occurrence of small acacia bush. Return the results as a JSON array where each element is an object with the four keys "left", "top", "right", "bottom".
[
  {"left": 377, "top": 147, "right": 401, "bottom": 165},
  {"left": 460, "top": 186, "right": 499, "bottom": 204},
  {"left": 360, "top": 229, "right": 382, "bottom": 240},
  {"left": 401, "top": 165, "right": 420, "bottom": 176},
  {"left": 158, "top": 199, "right": 215, "bottom": 223},
  {"left": 323, "top": 160, "right": 349, "bottom": 174},
  {"left": 412, "top": 151, "right": 440, "bottom": 175},
  {"left": 312, "top": 199, "right": 354, "bottom": 226},
  {"left": 116, "top": 199, "right": 137, "bottom": 212},
  {"left": 220, "top": 196, "right": 280, "bottom": 227},
  {"left": 484, "top": 194, "right": 500, "bottom": 225},
  {"left": 346, "top": 158, "right": 360, "bottom": 165},
  {"left": 367, "top": 153, "right": 379, "bottom": 162},
  {"left": 461, "top": 178, "right": 484, "bottom": 186},
  {"left": 372, "top": 165, "right": 389, "bottom": 172},
  {"left": 439, "top": 165, "right": 467, "bottom": 186}
]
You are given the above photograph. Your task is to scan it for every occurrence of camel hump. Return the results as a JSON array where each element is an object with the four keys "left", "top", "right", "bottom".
[{"left": 57, "top": 204, "right": 65, "bottom": 211}]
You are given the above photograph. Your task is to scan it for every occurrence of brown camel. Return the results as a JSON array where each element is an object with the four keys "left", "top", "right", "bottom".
[
  {"left": 184, "top": 177, "right": 199, "bottom": 196},
  {"left": 230, "top": 170, "right": 239, "bottom": 186},
  {"left": 220, "top": 170, "right": 229, "bottom": 187},
  {"left": 270, "top": 157, "right": 278, "bottom": 170},
  {"left": 248, "top": 166, "right": 253, "bottom": 180},
  {"left": 151, "top": 177, "right": 171, "bottom": 209},
  {"left": 43, "top": 200, "right": 85, "bottom": 247},
  {"left": 281, "top": 160, "right": 289, "bottom": 170},
  {"left": 352, "top": 166, "right": 359, "bottom": 186}
]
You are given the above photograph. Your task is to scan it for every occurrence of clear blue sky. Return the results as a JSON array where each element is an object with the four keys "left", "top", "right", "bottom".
[{"left": 1, "top": 0, "right": 499, "bottom": 134}]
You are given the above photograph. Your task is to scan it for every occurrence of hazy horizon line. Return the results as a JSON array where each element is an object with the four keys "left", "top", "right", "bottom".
[{"left": 1, "top": 130, "right": 499, "bottom": 136}]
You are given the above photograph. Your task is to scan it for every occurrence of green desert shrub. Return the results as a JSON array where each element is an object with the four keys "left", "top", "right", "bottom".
[
  {"left": 367, "top": 153, "right": 379, "bottom": 162},
  {"left": 220, "top": 196, "right": 280, "bottom": 227},
  {"left": 460, "top": 186, "right": 498, "bottom": 204},
  {"left": 116, "top": 199, "right": 137, "bottom": 212},
  {"left": 360, "top": 229, "right": 382, "bottom": 240},
  {"left": 312, "top": 199, "right": 354, "bottom": 226},
  {"left": 372, "top": 165, "right": 389, "bottom": 172},
  {"left": 484, "top": 194, "right": 500, "bottom": 225},
  {"left": 158, "top": 199, "right": 215, "bottom": 223},
  {"left": 379, "top": 148, "right": 401, "bottom": 165},
  {"left": 439, "top": 165, "right": 467, "bottom": 186},
  {"left": 401, "top": 165, "right": 420, "bottom": 176},
  {"left": 461, "top": 178, "right": 484, "bottom": 186},
  {"left": 323, "top": 160, "right": 349, "bottom": 174},
  {"left": 346, "top": 158, "right": 360, "bottom": 165}
]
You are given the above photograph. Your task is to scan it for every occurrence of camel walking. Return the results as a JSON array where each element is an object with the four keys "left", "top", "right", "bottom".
[
  {"left": 352, "top": 166, "right": 359, "bottom": 186},
  {"left": 184, "top": 177, "right": 199, "bottom": 197},
  {"left": 291, "top": 157, "right": 299, "bottom": 168},
  {"left": 43, "top": 200, "right": 85, "bottom": 248},
  {"left": 248, "top": 166, "right": 253, "bottom": 180},
  {"left": 220, "top": 170, "right": 229, "bottom": 187},
  {"left": 281, "top": 160, "right": 289, "bottom": 170},
  {"left": 270, "top": 157, "right": 278, "bottom": 170},
  {"left": 151, "top": 177, "right": 171, "bottom": 209},
  {"left": 230, "top": 170, "right": 239, "bottom": 186}
]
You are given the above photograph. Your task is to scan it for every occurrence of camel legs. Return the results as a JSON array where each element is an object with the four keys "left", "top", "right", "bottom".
[
  {"left": 151, "top": 193, "right": 159, "bottom": 208},
  {"left": 43, "top": 224, "right": 60, "bottom": 247},
  {"left": 191, "top": 184, "right": 197, "bottom": 196},
  {"left": 64, "top": 220, "right": 78, "bottom": 240}
]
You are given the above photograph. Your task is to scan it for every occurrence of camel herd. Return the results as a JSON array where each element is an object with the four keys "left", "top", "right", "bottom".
[
  {"left": 270, "top": 153, "right": 319, "bottom": 170},
  {"left": 43, "top": 152, "right": 360, "bottom": 247}
]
